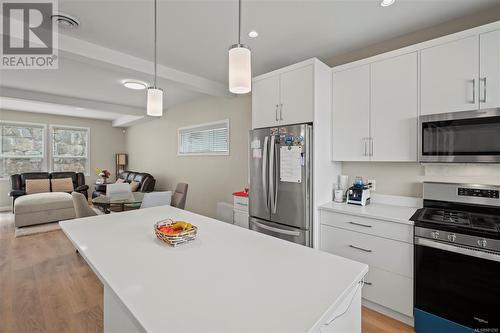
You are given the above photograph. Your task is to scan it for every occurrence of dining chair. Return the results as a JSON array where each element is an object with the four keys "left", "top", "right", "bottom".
[
  {"left": 106, "top": 182, "right": 131, "bottom": 196},
  {"left": 140, "top": 191, "right": 172, "bottom": 209},
  {"left": 72, "top": 192, "right": 100, "bottom": 218},
  {"left": 171, "top": 183, "right": 188, "bottom": 209}
]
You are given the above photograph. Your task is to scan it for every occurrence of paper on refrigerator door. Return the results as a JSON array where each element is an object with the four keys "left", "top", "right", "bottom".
[{"left": 280, "top": 146, "right": 302, "bottom": 183}]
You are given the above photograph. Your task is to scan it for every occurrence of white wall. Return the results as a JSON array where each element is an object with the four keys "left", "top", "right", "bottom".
[
  {"left": 125, "top": 95, "right": 251, "bottom": 219},
  {"left": 0, "top": 109, "right": 126, "bottom": 209}
]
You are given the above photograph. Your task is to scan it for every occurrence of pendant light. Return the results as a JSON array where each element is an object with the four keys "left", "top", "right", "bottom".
[
  {"left": 228, "top": 0, "right": 251, "bottom": 94},
  {"left": 147, "top": 0, "right": 163, "bottom": 116}
]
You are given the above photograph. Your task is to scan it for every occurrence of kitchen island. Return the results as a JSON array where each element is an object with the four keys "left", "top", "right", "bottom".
[{"left": 60, "top": 205, "right": 368, "bottom": 332}]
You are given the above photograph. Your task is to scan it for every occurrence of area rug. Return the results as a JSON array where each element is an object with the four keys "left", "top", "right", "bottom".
[{"left": 15, "top": 222, "right": 61, "bottom": 238}]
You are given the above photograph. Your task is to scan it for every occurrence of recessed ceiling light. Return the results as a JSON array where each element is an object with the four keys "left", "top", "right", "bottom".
[
  {"left": 248, "top": 30, "right": 259, "bottom": 38},
  {"left": 380, "top": 0, "right": 395, "bottom": 7},
  {"left": 122, "top": 80, "right": 147, "bottom": 90}
]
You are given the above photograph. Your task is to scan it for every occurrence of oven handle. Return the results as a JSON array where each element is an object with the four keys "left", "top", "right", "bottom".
[{"left": 415, "top": 237, "right": 500, "bottom": 263}]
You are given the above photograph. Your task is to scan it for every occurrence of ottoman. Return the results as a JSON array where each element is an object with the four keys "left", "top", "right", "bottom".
[{"left": 14, "top": 192, "right": 76, "bottom": 227}]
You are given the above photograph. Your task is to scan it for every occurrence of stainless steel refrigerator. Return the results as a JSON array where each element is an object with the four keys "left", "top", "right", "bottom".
[{"left": 249, "top": 123, "right": 312, "bottom": 247}]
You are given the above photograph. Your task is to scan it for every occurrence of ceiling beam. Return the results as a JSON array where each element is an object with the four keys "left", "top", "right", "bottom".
[
  {"left": 57, "top": 34, "right": 230, "bottom": 97},
  {"left": 0, "top": 86, "right": 145, "bottom": 116}
]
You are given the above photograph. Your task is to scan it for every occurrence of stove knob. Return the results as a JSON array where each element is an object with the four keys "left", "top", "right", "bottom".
[
  {"left": 431, "top": 231, "right": 440, "bottom": 239},
  {"left": 447, "top": 233, "right": 456, "bottom": 242},
  {"left": 477, "top": 239, "right": 488, "bottom": 248}
]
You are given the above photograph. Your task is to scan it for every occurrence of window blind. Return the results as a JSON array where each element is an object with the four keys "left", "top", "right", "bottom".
[
  {"left": 0, "top": 122, "right": 45, "bottom": 177},
  {"left": 178, "top": 120, "right": 229, "bottom": 155}
]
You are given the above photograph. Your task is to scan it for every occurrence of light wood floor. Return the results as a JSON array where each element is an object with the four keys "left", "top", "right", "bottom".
[{"left": 0, "top": 212, "right": 414, "bottom": 333}]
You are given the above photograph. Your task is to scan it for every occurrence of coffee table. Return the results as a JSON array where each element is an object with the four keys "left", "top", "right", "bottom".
[{"left": 92, "top": 192, "right": 145, "bottom": 214}]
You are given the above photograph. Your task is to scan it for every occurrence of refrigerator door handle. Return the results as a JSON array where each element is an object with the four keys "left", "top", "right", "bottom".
[
  {"left": 252, "top": 220, "right": 301, "bottom": 236},
  {"left": 262, "top": 136, "right": 269, "bottom": 211},
  {"left": 273, "top": 140, "right": 279, "bottom": 214},
  {"left": 269, "top": 135, "right": 275, "bottom": 213}
]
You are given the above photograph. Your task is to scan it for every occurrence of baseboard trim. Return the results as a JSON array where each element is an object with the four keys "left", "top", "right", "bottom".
[
  {"left": 0, "top": 206, "right": 12, "bottom": 212},
  {"left": 362, "top": 299, "right": 414, "bottom": 327}
]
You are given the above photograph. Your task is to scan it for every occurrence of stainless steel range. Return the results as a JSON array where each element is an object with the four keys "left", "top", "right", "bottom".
[{"left": 411, "top": 182, "right": 500, "bottom": 333}]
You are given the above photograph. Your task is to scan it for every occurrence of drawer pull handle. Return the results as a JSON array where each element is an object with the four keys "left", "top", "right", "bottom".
[
  {"left": 364, "top": 281, "right": 373, "bottom": 286},
  {"left": 236, "top": 203, "right": 248, "bottom": 206},
  {"left": 348, "top": 221, "right": 372, "bottom": 228},
  {"left": 349, "top": 244, "right": 372, "bottom": 253}
]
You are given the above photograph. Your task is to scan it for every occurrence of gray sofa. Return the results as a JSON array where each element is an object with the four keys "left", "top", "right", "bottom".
[{"left": 14, "top": 192, "right": 76, "bottom": 228}]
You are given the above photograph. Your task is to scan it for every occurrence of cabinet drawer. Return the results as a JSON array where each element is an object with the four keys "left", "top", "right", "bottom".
[
  {"left": 320, "top": 225, "right": 413, "bottom": 278},
  {"left": 233, "top": 196, "right": 249, "bottom": 212},
  {"left": 362, "top": 266, "right": 413, "bottom": 317},
  {"left": 233, "top": 210, "right": 249, "bottom": 229},
  {"left": 320, "top": 210, "right": 412, "bottom": 243}
]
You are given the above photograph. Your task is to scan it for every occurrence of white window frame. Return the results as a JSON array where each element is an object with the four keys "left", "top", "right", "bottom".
[
  {"left": 0, "top": 120, "right": 47, "bottom": 179},
  {"left": 177, "top": 119, "right": 230, "bottom": 156},
  {"left": 49, "top": 124, "right": 91, "bottom": 176}
]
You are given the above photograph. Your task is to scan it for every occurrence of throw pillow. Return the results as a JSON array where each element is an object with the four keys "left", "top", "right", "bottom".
[
  {"left": 25, "top": 179, "right": 50, "bottom": 194},
  {"left": 115, "top": 178, "right": 125, "bottom": 184},
  {"left": 129, "top": 180, "right": 140, "bottom": 192},
  {"left": 51, "top": 178, "right": 74, "bottom": 193}
]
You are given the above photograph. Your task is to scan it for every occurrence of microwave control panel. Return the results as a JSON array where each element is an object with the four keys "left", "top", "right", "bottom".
[{"left": 458, "top": 187, "right": 500, "bottom": 199}]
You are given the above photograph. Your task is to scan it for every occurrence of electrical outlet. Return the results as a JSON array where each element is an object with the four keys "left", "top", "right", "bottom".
[{"left": 368, "top": 179, "right": 376, "bottom": 192}]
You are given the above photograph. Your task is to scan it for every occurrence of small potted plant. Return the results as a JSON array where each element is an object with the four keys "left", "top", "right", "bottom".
[{"left": 96, "top": 168, "right": 111, "bottom": 184}]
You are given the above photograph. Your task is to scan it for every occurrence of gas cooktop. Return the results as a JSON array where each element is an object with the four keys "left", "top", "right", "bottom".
[{"left": 418, "top": 208, "right": 500, "bottom": 233}]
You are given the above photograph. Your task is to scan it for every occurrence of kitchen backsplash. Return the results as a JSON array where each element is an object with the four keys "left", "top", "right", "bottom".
[{"left": 341, "top": 162, "right": 500, "bottom": 199}]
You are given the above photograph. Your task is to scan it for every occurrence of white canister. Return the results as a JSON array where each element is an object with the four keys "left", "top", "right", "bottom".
[{"left": 334, "top": 189, "right": 344, "bottom": 203}]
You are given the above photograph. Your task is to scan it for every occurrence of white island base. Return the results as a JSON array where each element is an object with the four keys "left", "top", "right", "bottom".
[{"left": 61, "top": 206, "right": 367, "bottom": 333}]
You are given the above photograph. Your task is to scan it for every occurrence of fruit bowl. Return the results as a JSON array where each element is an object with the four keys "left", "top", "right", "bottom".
[{"left": 154, "top": 219, "right": 197, "bottom": 247}]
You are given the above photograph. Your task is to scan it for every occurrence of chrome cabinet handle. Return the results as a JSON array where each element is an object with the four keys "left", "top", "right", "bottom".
[
  {"left": 362, "top": 138, "right": 367, "bottom": 156},
  {"left": 279, "top": 103, "right": 283, "bottom": 121},
  {"left": 471, "top": 79, "right": 476, "bottom": 104},
  {"left": 275, "top": 104, "right": 279, "bottom": 121},
  {"left": 349, "top": 244, "right": 372, "bottom": 253},
  {"left": 480, "top": 77, "right": 487, "bottom": 103},
  {"left": 348, "top": 221, "right": 372, "bottom": 228},
  {"left": 369, "top": 137, "right": 374, "bottom": 157}
]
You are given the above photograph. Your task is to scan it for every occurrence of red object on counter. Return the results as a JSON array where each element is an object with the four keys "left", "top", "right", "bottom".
[{"left": 232, "top": 191, "right": 249, "bottom": 197}]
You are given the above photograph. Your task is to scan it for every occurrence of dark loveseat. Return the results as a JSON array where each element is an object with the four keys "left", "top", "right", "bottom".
[
  {"left": 9, "top": 172, "right": 89, "bottom": 207},
  {"left": 92, "top": 171, "right": 156, "bottom": 198}
]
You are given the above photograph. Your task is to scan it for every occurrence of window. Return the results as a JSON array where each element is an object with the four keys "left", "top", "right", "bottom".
[
  {"left": 0, "top": 122, "right": 46, "bottom": 177},
  {"left": 178, "top": 120, "right": 229, "bottom": 156},
  {"left": 50, "top": 125, "right": 90, "bottom": 175}
]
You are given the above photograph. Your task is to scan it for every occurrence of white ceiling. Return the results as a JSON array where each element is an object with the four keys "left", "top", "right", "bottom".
[{"left": 1, "top": 0, "right": 499, "bottom": 126}]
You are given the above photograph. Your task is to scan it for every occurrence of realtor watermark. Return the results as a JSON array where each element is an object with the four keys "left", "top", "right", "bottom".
[{"left": 1, "top": 0, "right": 58, "bottom": 69}]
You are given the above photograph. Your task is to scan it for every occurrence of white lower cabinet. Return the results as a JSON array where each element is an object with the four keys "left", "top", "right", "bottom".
[
  {"left": 320, "top": 210, "right": 414, "bottom": 321},
  {"left": 233, "top": 196, "right": 249, "bottom": 228}
]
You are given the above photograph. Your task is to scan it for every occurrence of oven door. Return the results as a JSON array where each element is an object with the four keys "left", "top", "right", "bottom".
[
  {"left": 419, "top": 108, "right": 500, "bottom": 163},
  {"left": 414, "top": 237, "right": 500, "bottom": 333}
]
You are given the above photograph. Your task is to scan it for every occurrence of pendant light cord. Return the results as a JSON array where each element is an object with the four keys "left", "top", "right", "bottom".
[
  {"left": 238, "top": 0, "right": 241, "bottom": 45},
  {"left": 154, "top": 0, "right": 157, "bottom": 88}
]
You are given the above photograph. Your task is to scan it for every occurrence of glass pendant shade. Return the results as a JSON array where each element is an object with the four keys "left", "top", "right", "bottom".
[
  {"left": 228, "top": 44, "right": 251, "bottom": 94},
  {"left": 147, "top": 87, "right": 163, "bottom": 117}
]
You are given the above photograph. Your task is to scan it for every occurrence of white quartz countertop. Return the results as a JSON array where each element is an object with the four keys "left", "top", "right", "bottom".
[
  {"left": 319, "top": 201, "right": 419, "bottom": 225},
  {"left": 60, "top": 205, "right": 368, "bottom": 332}
]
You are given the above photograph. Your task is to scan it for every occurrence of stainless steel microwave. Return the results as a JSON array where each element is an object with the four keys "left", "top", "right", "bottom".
[{"left": 419, "top": 108, "right": 500, "bottom": 163}]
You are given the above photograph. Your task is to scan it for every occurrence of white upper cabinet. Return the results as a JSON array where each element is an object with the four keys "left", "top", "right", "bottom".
[
  {"left": 332, "top": 65, "right": 370, "bottom": 161},
  {"left": 252, "top": 75, "right": 280, "bottom": 129},
  {"left": 370, "top": 52, "right": 418, "bottom": 162},
  {"left": 480, "top": 29, "right": 500, "bottom": 109},
  {"left": 279, "top": 65, "right": 314, "bottom": 125},
  {"left": 252, "top": 63, "right": 314, "bottom": 129},
  {"left": 421, "top": 36, "right": 479, "bottom": 115}
]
